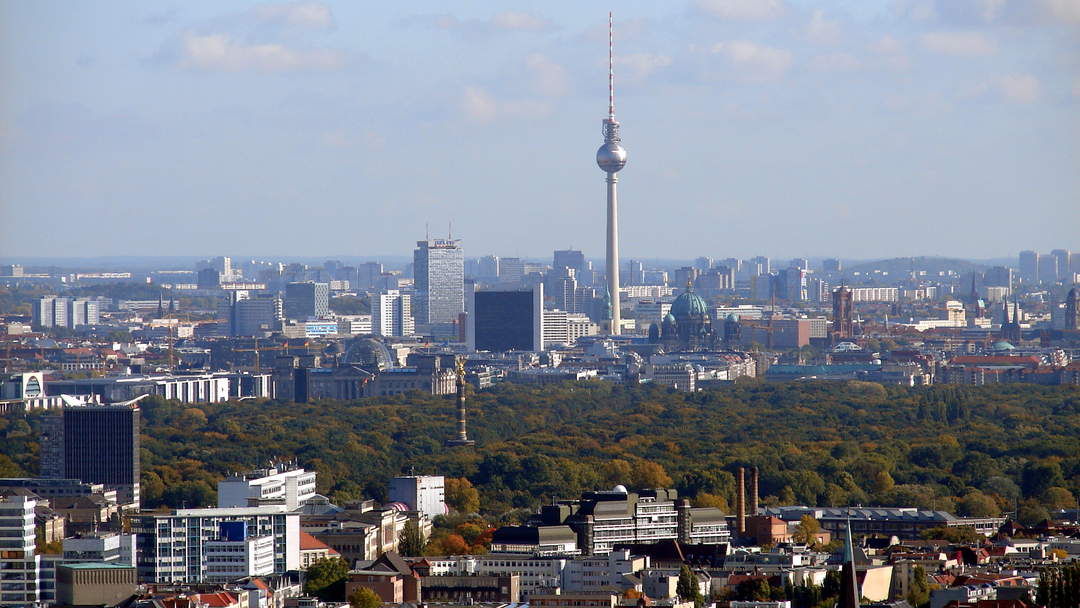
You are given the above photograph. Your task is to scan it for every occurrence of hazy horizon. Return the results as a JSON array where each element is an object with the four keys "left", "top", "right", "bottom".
[{"left": 2, "top": 1, "right": 1078, "bottom": 259}]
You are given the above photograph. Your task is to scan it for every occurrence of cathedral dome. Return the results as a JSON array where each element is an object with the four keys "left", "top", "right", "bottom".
[{"left": 670, "top": 287, "right": 708, "bottom": 319}]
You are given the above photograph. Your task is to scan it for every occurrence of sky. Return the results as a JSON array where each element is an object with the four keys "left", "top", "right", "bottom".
[{"left": 1, "top": 0, "right": 1078, "bottom": 262}]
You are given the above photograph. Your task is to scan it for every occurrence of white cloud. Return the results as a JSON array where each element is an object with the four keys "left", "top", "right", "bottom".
[
  {"left": 810, "top": 52, "right": 862, "bottom": 72},
  {"left": 712, "top": 41, "right": 793, "bottom": 80},
  {"left": 920, "top": 31, "right": 996, "bottom": 56},
  {"left": 871, "top": 36, "right": 911, "bottom": 70},
  {"left": 806, "top": 9, "right": 841, "bottom": 45},
  {"left": 525, "top": 54, "right": 570, "bottom": 97},
  {"left": 873, "top": 35, "right": 903, "bottom": 55},
  {"left": 491, "top": 12, "right": 551, "bottom": 31},
  {"left": 696, "top": 0, "right": 786, "bottom": 20},
  {"left": 180, "top": 33, "right": 343, "bottom": 71},
  {"left": 997, "top": 74, "right": 1040, "bottom": 103},
  {"left": 620, "top": 53, "right": 673, "bottom": 83},
  {"left": 253, "top": 1, "right": 333, "bottom": 28},
  {"left": 460, "top": 87, "right": 551, "bottom": 123},
  {"left": 1043, "top": 0, "right": 1080, "bottom": 23}
]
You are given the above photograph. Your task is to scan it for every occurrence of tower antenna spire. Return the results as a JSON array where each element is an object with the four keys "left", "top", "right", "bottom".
[{"left": 608, "top": 11, "right": 615, "bottom": 119}]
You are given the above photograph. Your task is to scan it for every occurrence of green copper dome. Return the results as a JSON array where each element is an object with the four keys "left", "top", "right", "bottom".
[{"left": 670, "top": 286, "right": 709, "bottom": 319}]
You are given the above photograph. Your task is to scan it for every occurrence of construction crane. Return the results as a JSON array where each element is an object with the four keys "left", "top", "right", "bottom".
[{"left": 234, "top": 337, "right": 289, "bottom": 373}]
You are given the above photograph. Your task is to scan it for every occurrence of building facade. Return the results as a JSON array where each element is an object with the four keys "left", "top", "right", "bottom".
[
  {"left": 218, "top": 463, "right": 318, "bottom": 510},
  {"left": 372, "top": 290, "right": 414, "bottom": 337},
  {"left": 41, "top": 403, "right": 141, "bottom": 507},
  {"left": 413, "top": 239, "right": 465, "bottom": 326}
]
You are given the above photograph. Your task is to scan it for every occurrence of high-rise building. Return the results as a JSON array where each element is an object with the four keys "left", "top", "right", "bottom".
[
  {"left": 372, "top": 290, "right": 414, "bottom": 337},
  {"left": 413, "top": 239, "right": 464, "bottom": 326},
  {"left": 284, "top": 281, "right": 329, "bottom": 320},
  {"left": 984, "top": 265, "right": 1014, "bottom": 288},
  {"left": 1051, "top": 249, "right": 1071, "bottom": 281},
  {"left": 625, "top": 260, "right": 645, "bottom": 286},
  {"left": 1065, "top": 287, "right": 1079, "bottom": 331},
  {"left": 790, "top": 258, "right": 810, "bottom": 271},
  {"left": 32, "top": 297, "right": 100, "bottom": 329},
  {"left": 41, "top": 403, "right": 141, "bottom": 506},
  {"left": 553, "top": 250, "right": 586, "bottom": 275},
  {"left": 1038, "top": 255, "right": 1059, "bottom": 285},
  {"left": 0, "top": 492, "right": 40, "bottom": 608},
  {"left": 228, "top": 292, "right": 283, "bottom": 336},
  {"left": 478, "top": 255, "right": 500, "bottom": 282},
  {"left": 498, "top": 257, "right": 524, "bottom": 284},
  {"left": 831, "top": 286, "right": 853, "bottom": 341},
  {"left": 355, "top": 262, "right": 384, "bottom": 291},
  {"left": 469, "top": 286, "right": 544, "bottom": 352},
  {"left": 694, "top": 257, "right": 713, "bottom": 271},
  {"left": 1018, "top": 250, "right": 1039, "bottom": 284},
  {"left": 546, "top": 267, "right": 578, "bottom": 312},
  {"left": 596, "top": 13, "right": 628, "bottom": 335},
  {"left": 822, "top": 258, "right": 842, "bottom": 272}
]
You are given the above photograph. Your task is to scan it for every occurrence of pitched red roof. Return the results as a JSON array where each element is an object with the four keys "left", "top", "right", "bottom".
[
  {"left": 300, "top": 530, "right": 339, "bottom": 555},
  {"left": 191, "top": 592, "right": 239, "bottom": 608}
]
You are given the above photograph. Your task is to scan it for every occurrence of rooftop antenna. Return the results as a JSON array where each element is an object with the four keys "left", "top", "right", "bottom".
[
  {"left": 608, "top": 10, "right": 615, "bottom": 120},
  {"left": 425, "top": 222, "right": 429, "bottom": 241}
]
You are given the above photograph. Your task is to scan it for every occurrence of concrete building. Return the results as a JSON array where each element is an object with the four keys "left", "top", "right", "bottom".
[
  {"left": 218, "top": 463, "right": 318, "bottom": 510},
  {"left": 228, "top": 291, "right": 283, "bottom": 336},
  {"left": 1019, "top": 250, "right": 1039, "bottom": 284},
  {"left": 372, "top": 290, "right": 414, "bottom": 337},
  {"left": 388, "top": 476, "right": 446, "bottom": 519},
  {"left": 63, "top": 532, "right": 136, "bottom": 565},
  {"left": 56, "top": 562, "right": 137, "bottom": 607},
  {"left": 0, "top": 492, "right": 40, "bottom": 608},
  {"left": 132, "top": 505, "right": 300, "bottom": 583},
  {"left": 760, "top": 506, "right": 1005, "bottom": 540},
  {"left": 413, "top": 239, "right": 465, "bottom": 326},
  {"left": 204, "top": 522, "right": 276, "bottom": 583},
  {"left": 41, "top": 402, "right": 141, "bottom": 507}
]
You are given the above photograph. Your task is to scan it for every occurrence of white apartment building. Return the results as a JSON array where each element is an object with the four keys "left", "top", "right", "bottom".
[
  {"left": 388, "top": 475, "right": 446, "bottom": 519},
  {"left": 849, "top": 287, "right": 900, "bottom": 302},
  {"left": 218, "top": 463, "right": 317, "bottom": 510},
  {"left": 337, "top": 315, "right": 373, "bottom": 335},
  {"left": 132, "top": 506, "right": 299, "bottom": 583},
  {"left": 372, "top": 290, "right": 414, "bottom": 337},
  {"left": 0, "top": 493, "right": 40, "bottom": 608}
]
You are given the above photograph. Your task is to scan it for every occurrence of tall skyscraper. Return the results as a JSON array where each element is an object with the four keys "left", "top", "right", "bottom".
[
  {"left": 284, "top": 281, "right": 329, "bottom": 320},
  {"left": 42, "top": 404, "right": 141, "bottom": 506},
  {"left": 32, "top": 297, "right": 100, "bottom": 329},
  {"left": 1051, "top": 249, "right": 1071, "bottom": 281},
  {"left": 477, "top": 255, "right": 500, "bottom": 282},
  {"left": 1038, "top": 255, "right": 1059, "bottom": 285},
  {"left": 553, "top": 249, "right": 586, "bottom": 274},
  {"left": 413, "top": 239, "right": 464, "bottom": 326},
  {"left": 1018, "top": 250, "right": 1039, "bottom": 284},
  {"left": 0, "top": 492, "right": 40, "bottom": 608},
  {"left": 1065, "top": 287, "right": 1079, "bottom": 331},
  {"left": 372, "top": 290, "right": 414, "bottom": 337},
  {"left": 596, "top": 12, "right": 628, "bottom": 335},
  {"left": 228, "top": 291, "right": 283, "bottom": 336}
]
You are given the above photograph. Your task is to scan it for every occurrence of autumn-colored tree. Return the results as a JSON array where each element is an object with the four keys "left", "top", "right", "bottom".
[
  {"left": 631, "top": 460, "right": 672, "bottom": 489},
  {"left": 694, "top": 492, "right": 730, "bottom": 513},
  {"left": 792, "top": 514, "right": 822, "bottom": 545},
  {"left": 445, "top": 478, "right": 480, "bottom": 514},
  {"left": 348, "top": 587, "right": 381, "bottom": 608}
]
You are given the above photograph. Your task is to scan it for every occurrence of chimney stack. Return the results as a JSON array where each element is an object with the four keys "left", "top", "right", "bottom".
[
  {"left": 751, "top": 466, "right": 759, "bottom": 515},
  {"left": 737, "top": 467, "right": 746, "bottom": 537}
]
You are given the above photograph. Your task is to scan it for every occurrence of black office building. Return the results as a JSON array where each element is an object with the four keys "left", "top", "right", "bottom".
[
  {"left": 42, "top": 404, "right": 141, "bottom": 507},
  {"left": 473, "top": 290, "right": 539, "bottom": 352}
]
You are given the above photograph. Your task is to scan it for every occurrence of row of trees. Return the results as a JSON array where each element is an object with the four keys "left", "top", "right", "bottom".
[{"left": 1, "top": 382, "right": 1078, "bottom": 523}]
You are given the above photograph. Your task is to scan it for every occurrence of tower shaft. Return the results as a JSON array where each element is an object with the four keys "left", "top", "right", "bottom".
[{"left": 607, "top": 173, "right": 621, "bottom": 335}]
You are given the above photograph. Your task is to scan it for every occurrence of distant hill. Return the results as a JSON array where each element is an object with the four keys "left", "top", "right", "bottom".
[{"left": 844, "top": 256, "right": 989, "bottom": 277}]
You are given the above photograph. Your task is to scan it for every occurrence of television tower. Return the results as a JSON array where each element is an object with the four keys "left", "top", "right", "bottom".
[{"left": 596, "top": 11, "right": 627, "bottom": 335}]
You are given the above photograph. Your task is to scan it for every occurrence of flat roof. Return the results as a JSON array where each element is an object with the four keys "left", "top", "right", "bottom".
[{"left": 61, "top": 562, "right": 134, "bottom": 570}]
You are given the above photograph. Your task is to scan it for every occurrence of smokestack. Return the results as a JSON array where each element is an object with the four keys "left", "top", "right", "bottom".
[
  {"left": 751, "top": 466, "right": 759, "bottom": 515},
  {"left": 737, "top": 467, "right": 746, "bottom": 537}
]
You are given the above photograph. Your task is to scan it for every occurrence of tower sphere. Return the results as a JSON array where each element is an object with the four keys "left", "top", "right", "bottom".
[{"left": 597, "top": 141, "right": 627, "bottom": 173}]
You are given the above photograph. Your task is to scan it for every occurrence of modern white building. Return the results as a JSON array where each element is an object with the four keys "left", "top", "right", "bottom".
[
  {"left": 32, "top": 297, "right": 101, "bottom": 329},
  {"left": 62, "top": 533, "right": 136, "bottom": 565},
  {"left": 0, "top": 492, "right": 40, "bottom": 608},
  {"left": 204, "top": 522, "right": 275, "bottom": 583},
  {"left": 372, "top": 290, "right": 414, "bottom": 337},
  {"left": 132, "top": 506, "right": 300, "bottom": 583},
  {"left": 388, "top": 475, "right": 446, "bottom": 519},
  {"left": 217, "top": 463, "right": 317, "bottom": 510}
]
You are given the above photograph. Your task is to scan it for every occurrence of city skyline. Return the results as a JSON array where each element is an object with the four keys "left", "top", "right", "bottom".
[{"left": 2, "top": 1, "right": 1079, "bottom": 259}]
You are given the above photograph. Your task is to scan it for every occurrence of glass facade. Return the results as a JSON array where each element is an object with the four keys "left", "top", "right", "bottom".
[
  {"left": 474, "top": 291, "right": 535, "bottom": 352},
  {"left": 413, "top": 239, "right": 464, "bottom": 325}
]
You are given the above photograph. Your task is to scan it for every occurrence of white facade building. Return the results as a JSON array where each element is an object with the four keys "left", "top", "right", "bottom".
[
  {"left": 373, "top": 290, "right": 414, "bottom": 337},
  {"left": 132, "top": 506, "right": 300, "bottom": 583},
  {"left": 205, "top": 530, "right": 275, "bottom": 583},
  {"left": 388, "top": 475, "right": 446, "bottom": 519},
  {"left": 218, "top": 463, "right": 317, "bottom": 510},
  {"left": 0, "top": 493, "right": 40, "bottom": 608}
]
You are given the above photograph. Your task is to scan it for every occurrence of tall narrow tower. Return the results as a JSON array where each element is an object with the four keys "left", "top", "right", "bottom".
[{"left": 596, "top": 11, "right": 628, "bottom": 335}]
